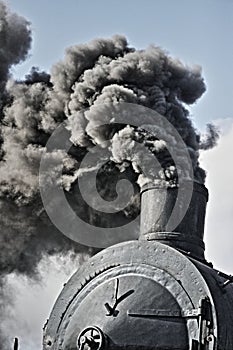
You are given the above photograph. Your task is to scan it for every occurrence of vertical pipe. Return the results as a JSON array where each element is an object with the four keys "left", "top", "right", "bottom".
[{"left": 140, "top": 180, "right": 208, "bottom": 260}]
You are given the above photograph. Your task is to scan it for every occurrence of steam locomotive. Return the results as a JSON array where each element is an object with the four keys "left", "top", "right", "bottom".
[{"left": 43, "top": 181, "right": 233, "bottom": 350}]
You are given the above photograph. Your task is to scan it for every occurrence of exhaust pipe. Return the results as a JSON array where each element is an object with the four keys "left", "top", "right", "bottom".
[{"left": 140, "top": 181, "right": 209, "bottom": 261}]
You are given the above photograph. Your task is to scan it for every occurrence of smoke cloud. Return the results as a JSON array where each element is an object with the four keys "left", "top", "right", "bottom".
[
  {"left": 0, "top": 1, "right": 219, "bottom": 347},
  {"left": 0, "top": 1, "right": 31, "bottom": 106},
  {"left": 200, "top": 123, "right": 220, "bottom": 150}
]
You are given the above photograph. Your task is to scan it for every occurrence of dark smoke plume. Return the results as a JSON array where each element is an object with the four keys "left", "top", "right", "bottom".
[
  {"left": 0, "top": 0, "right": 31, "bottom": 163},
  {"left": 0, "top": 1, "right": 31, "bottom": 102},
  {"left": 200, "top": 123, "right": 220, "bottom": 150},
  {"left": 0, "top": 1, "right": 219, "bottom": 347},
  {"left": 0, "top": 2, "right": 91, "bottom": 347}
]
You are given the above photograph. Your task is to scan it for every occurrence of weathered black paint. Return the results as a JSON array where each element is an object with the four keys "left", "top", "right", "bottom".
[{"left": 43, "top": 182, "right": 233, "bottom": 350}]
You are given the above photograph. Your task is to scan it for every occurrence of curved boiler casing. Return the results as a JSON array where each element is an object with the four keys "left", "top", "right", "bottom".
[{"left": 43, "top": 240, "right": 233, "bottom": 350}]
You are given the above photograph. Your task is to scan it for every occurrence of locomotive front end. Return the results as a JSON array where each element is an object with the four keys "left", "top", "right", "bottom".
[{"left": 43, "top": 180, "right": 233, "bottom": 350}]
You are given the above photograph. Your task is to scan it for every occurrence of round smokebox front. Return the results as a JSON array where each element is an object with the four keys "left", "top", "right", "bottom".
[
  {"left": 44, "top": 241, "right": 216, "bottom": 350},
  {"left": 61, "top": 265, "right": 188, "bottom": 349}
]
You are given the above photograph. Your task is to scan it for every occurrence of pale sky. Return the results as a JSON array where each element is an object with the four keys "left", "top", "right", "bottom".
[{"left": 3, "top": 1, "right": 233, "bottom": 349}]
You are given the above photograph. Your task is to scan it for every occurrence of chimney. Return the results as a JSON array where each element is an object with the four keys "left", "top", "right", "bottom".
[{"left": 140, "top": 180, "right": 208, "bottom": 261}]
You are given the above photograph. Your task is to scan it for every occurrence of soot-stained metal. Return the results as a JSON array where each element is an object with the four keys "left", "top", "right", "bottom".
[{"left": 43, "top": 181, "right": 233, "bottom": 350}]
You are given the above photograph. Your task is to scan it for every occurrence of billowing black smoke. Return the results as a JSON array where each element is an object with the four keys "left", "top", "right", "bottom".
[
  {"left": 0, "top": 2, "right": 92, "bottom": 347},
  {"left": 0, "top": 1, "right": 219, "bottom": 347},
  {"left": 0, "top": 1, "right": 31, "bottom": 92}
]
